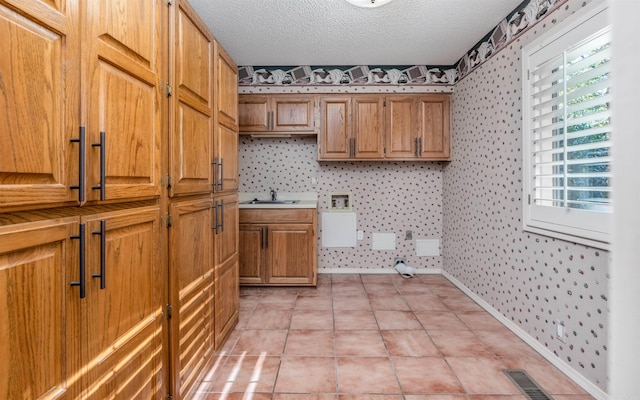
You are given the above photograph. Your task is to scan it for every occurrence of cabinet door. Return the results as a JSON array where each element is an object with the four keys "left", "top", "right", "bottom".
[
  {"left": 319, "top": 97, "right": 351, "bottom": 160},
  {"left": 385, "top": 96, "right": 419, "bottom": 159},
  {"left": 215, "top": 123, "right": 239, "bottom": 192},
  {"left": 84, "top": 0, "right": 164, "bottom": 202},
  {"left": 214, "top": 194, "right": 238, "bottom": 268},
  {"left": 266, "top": 223, "right": 315, "bottom": 285},
  {"left": 216, "top": 43, "right": 238, "bottom": 131},
  {"left": 272, "top": 96, "right": 315, "bottom": 132},
  {"left": 169, "top": 1, "right": 213, "bottom": 196},
  {"left": 0, "top": 1, "right": 80, "bottom": 209},
  {"left": 214, "top": 256, "right": 239, "bottom": 349},
  {"left": 353, "top": 96, "right": 385, "bottom": 159},
  {"left": 418, "top": 95, "right": 451, "bottom": 160},
  {"left": 238, "top": 96, "right": 269, "bottom": 132},
  {"left": 83, "top": 206, "right": 164, "bottom": 399},
  {"left": 168, "top": 197, "right": 213, "bottom": 399},
  {"left": 238, "top": 224, "right": 265, "bottom": 285},
  {"left": 0, "top": 218, "right": 81, "bottom": 399}
]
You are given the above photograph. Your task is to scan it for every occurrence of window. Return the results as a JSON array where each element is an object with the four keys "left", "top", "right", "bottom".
[{"left": 522, "top": 2, "right": 611, "bottom": 248}]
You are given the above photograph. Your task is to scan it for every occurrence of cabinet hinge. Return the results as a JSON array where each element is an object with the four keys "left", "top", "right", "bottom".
[
  {"left": 166, "top": 174, "right": 172, "bottom": 189},
  {"left": 166, "top": 0, "right": 172, "bottom": 6},
  {"left": 383, "top": 147, "right": 386, "bottom": 154},
  {"left": 167, "top": 394, "right": 173, "bottom": 400},
  {"left": 166, "top": 304, "right": 173, "bottom": 319},
  {"left": 166, "top": 83, "right": 172, "bottom": 97},
  {"left": 166, "top": 213, "right": 172, "bottom": 228},
  {"left": 528, "top": 194, "right": 531, "bottom": 205},
  {"left": 383, "top": 100, "right": 386, "bottom": 107}
]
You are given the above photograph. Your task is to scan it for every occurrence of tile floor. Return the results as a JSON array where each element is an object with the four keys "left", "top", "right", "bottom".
[{"left": 195, "top": 274, "right": 594, "bottom": 399}]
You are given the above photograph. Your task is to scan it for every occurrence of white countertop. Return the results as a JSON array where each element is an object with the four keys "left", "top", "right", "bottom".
[{"left": 239, "top": 192, "right": 318, "bottom": 209}]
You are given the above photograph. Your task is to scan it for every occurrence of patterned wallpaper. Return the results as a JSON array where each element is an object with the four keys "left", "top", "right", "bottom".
[
  {"left": 239, "top": 138, "right": 444, "bottom": 271},
  {"left": 443, "top": 0, "right": 607, "bottom": 392}
]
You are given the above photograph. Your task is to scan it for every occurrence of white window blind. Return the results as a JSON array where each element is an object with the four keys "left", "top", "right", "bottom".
[{"left": 522, "top": 2, "right": 611, "bottom": 248}]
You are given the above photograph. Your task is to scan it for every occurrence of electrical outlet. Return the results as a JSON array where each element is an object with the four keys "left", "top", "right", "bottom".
[
  {"left": 394, "top": 257, "right": 406, "bottom": 266},
  {"left": 357, "top": 230, "right": 364, "bottom": 240},
  {"left": 405, "top": 230, "right": 413, "bottom": 240}
]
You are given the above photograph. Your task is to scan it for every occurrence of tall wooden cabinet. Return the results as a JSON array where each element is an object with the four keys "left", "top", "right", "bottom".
[{"left": 1, "top": 0, "right": 239, "bottom": 399}]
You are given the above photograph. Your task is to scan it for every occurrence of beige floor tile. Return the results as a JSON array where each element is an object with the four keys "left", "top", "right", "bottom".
[
  {"left": 335, "top": 330, "right": 387, "bottom": 357},
  {"left": 429, "top": 330, "right": 494, "bottom": 357},
  {"left": 245, "top": 309, "right": 293, "bottom": 330},
  {"left": 414, "top": 311, "right": 469, "bottom": 331},
  {"left": 232, "top": 329, "right": 288, "bottom": 356},
  {"left": 446, "top": 356, "right": 521, "bottom": 395},
  {"left": 290, "top": 309, "right": 334, "bottom": 330},
  {"left": 275, "top": 356, "right": 337, "bottom": 393},
  {"left": 381, "top": 330, "right": 441, "bottom": 357},
  {"left": 336, "top": 357, "right": 401, "bottom": 394},
  {"left": 392, "top": 357, "right": 465, "bottom": 394},
  {"left": 285, "top": 330, "right": 335, "bottom": 356},
  {"left": 374, "top": 310, "right": 423, "bottom": 330},
  {"left": 202, "top": 355, "right": 281, "bottom": 394},
  {"left": 334, "top": 310, "right": 378, "bottom": 330}
]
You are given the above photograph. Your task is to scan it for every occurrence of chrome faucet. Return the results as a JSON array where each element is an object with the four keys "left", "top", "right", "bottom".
[{"left": 270, "top": 187, "right": 277, "bottom": 201}]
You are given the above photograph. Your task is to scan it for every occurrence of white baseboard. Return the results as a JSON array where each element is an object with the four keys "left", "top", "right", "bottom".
[
  {"left": 318, "top": 267, "right": 442, "bottom": 275},
  {"left": 441, "top": 270, "right": 609, "bottom": 400}
]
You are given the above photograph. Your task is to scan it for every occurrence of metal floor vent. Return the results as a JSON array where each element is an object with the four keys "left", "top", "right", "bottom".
[{"left": 503, "top": 369, "right": 553, "bottom": 400}]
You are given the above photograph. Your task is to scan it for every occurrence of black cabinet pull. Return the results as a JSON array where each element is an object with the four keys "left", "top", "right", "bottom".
[
  {"left": 92, "top": 220, "right": 106, "bottom": 289},
  {"left": 70, "top": 126, "right": 86, "bottom": 202},
  {"left": 70, "top": 224, "right": 86, "bottom": 299},
  {"left": 220, "top": 200, "right": 225, "bottom": 232},
  {"left": 92, "top": 131, "right": 105, "bottom": 200},
  {"left": 212, "top": 157, "right": 219, "bottom": 189},
  {"left": 212, "top": 202, "right": 219, "bottom": 234},
  {"left": 218, "top": 158, "right": 224, "bottom": 191}
]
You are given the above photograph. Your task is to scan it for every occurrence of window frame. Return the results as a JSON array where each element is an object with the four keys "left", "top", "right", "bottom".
[{"left": 522, "top": 1, "right": 611, "bottom": 250}]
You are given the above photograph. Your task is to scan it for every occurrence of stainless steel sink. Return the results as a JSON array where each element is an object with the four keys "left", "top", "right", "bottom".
[{"left": 242, "top": 199, "right": 299, "bottom": 205}]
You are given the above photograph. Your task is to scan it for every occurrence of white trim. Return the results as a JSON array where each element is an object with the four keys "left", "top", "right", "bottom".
[
  {"left": 442, "top": 270, "right": 609, "bottom": 400},
  {"left": 318, "top": 267, "right": 442, "bottom": 275}
]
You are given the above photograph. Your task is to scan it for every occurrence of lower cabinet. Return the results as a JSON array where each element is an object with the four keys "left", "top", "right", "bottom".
[
  {"left": 168, "top": 197, "right": 214, "bottom": 399},
  {"left": 239, "top": 208, "right": 317, "bottom": 286},
  {"left": 0, "top": 205, "right": 164, "bottom": 400}
]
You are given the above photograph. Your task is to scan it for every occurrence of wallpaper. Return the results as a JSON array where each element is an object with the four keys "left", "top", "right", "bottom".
[
  {"left": 238, "top": 138, "right": 444, "bottom": 272},
  {"left": 443, "top": 0, "right": 607, "bottom": 392}
]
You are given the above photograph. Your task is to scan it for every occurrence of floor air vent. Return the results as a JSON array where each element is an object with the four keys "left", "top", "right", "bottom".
[{"left": 503, "top": 369, "right": 553, "bottom": 400}]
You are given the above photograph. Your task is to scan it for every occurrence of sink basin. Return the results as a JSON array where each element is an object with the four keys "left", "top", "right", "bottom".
[{"left": 242, "top": 199, "right": 299, "bottom": 205}]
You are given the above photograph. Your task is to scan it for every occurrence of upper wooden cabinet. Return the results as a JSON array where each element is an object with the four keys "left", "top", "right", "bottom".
[
  {"left": 239, "top": 95, "right": 316, "bottom": 135},
  {"left": 84, "top": 0, "right": 164, "bottom": 202},
  {"left": 214, "top": 46, "right": 239, "bottom": 193},
  {"left": 0, "top": 0, "right": 80, "bottom": 209},
  {"left": 319, "top": 94, "right": 451, "bottom": 161},
  {"left": 168, "top": 0, "right": 214, "bottom": 197},
  {"left": 320, "top": 96, "right": 385, "bottom": 160}
]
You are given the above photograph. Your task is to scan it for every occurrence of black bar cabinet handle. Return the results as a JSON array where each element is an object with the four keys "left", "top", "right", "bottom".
[
  {"left": 220, "top": 200, "right": 225, "bottom": 232},
  {"left": 212, "top": 157, "right": 219, "bottom": 189},
  {"left": 218, "top": 159, "right": 224, "bottom": 191},
  {"left": 212, "top": 201, "right": 219, "bottom": 234},
  {"left": 70, "top": 126, "right": 86, "bottom": 203},
  {"left": 70, "top": 224, "right": 86, "bottom": 298},
  {"left": 92, "top": 220, "right": 106, "bottom": 289},
  {"left": 92, "top": 131, "right": 105, "bottom": 200}
]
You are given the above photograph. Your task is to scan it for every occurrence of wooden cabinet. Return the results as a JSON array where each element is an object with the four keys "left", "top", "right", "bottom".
[
  {"left": 214, "top": 45, "right": 239, "bottom": 192},
  {"left": 0, "top": 206, "right": 164, "bottom": 400},
  {"left": 83, "top": 206, "right": 164, "bottom": 400},
  {"left": 239, "top": 208, "right": 317, "bottom": 286},
  {"left": 84, "top": 0, "right": 164, "bottom": 202},
  {"left": 320, "top": 96, "right": 385, "bottom": 160},
  {"left": 0, "top": 0, "right": 80, "bottom": 209},
  {"left": 168, "top": 197, "right": 214, "bottom": 399},
  {"left": 0, "top": 218, "right": 81, "bottom": 399},
  {"left": 169, "top": 0, "right": 214, "bottom": 197},
  {"left": 212, "top": 194, "right": 239, "bottom": 348},
  {"left": 319, "top": 94, "right": 451, "bottom": 161},
  {"left": 239, "top": 95, "right": 316, "bottom": 135}
]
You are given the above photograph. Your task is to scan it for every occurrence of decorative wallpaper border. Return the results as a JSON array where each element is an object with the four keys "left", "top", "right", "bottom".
[{"left": 238, "top": 0, "right": 566, "bottom": 86}]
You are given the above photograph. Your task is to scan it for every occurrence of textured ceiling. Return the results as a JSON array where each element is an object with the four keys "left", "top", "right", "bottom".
[{"left": 188, "top": 0, "right": 524, "bottom": 66}]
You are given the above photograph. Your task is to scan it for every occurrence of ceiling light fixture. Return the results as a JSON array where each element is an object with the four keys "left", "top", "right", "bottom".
[{"left": 345, "top": 0, "right": 393, "bottom": 8}]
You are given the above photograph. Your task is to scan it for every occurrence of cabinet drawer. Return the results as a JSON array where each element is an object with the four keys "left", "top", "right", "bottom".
[{"left": 239, "top": 208, "right": 314, "bottom": 224}]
